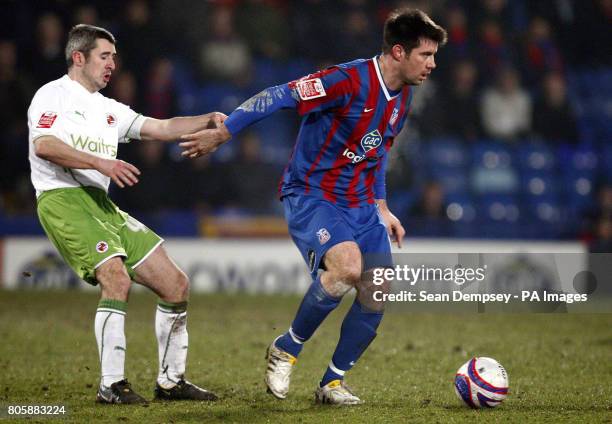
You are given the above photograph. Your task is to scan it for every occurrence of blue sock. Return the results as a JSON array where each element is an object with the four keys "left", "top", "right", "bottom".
[
  {"left": 275, "top": 277, "right": 341, "bottom": 358},
  {"left": 320, "top": 300, "right": 383, "bottom": 387}
]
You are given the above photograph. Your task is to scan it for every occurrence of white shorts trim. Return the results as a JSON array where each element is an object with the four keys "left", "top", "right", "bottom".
[
  {"left": 132, "top": 238, "right": 164, "bottom": 270},
  {"left": 94, "top": 253, "right": 126, "bottom": 270}
]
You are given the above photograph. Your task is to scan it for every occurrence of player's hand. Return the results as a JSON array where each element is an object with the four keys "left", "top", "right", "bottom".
[
  {"left": 205, "top": 112, "right": 228, "bottom": 129},
  {"left": 179, "top": 124, "right": 232, "bottom": 158},
  {"left": 378, "top": 206, "right": 405, "bottom": 248},
  {"left": 95, "top": 158, "right": 141, "bottom": 188}
]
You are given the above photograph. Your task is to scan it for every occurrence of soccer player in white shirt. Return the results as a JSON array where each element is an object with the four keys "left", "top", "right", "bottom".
[{"left": 28, "top": 24, "right": 222, "bottom": 404}]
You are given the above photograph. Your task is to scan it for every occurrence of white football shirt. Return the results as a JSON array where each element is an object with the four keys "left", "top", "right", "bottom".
[{"left": 28, "top": 74, "right": 146, "bottom": 197}]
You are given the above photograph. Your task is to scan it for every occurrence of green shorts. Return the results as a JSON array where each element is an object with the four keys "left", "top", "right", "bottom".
[{"left": 37, "top": 186, "right": 163, "bottom": 285}]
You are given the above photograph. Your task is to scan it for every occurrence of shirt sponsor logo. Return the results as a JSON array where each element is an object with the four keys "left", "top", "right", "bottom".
[
  {"left": 360, "top": 129, "right": 382, "bottom": 152},
  {"left": 96, "top": 241, "right": 109, "bottom": 253},
  {"left": 106, "top": 113, "right": 116, "bottom": 127},
  {"left": 342, "top": 129, "right": 383, "bottom": 164},
  {"left": 316, "top": 228, "right": 331, "bottom": 245},
  {"left": 37, "top": 111, "right": 58, "bottom": 128},
  {"left": 70, "top": 134, "right": 117, "bottom": 157},
  {"left": 295, "top": 78, "right": 326, "bottom": 100}
]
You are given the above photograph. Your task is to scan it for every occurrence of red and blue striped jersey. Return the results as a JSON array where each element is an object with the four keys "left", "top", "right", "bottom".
[{"left": 280, "top": 57, "right": 413, "bottom": 208}]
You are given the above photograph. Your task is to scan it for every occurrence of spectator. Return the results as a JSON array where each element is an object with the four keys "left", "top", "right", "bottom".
[
  {"left": 176, "top": 156, "right": 236, "bottom": 214},
  {"left": 291, "top": 0, "right": 338, "bottom": 63},
  {"left": 425, "top": 59, "right": 481, "bottom": 141},
  {"left": 476, "top": 19, "right": 513, "bottom": 82},
  {"left": 144, "top": 57, "right": 177, "bottom": 119},
  {"left": 532, "top": 72, "right": 578, "bottom": 143},
  {"left": 409, "top": 181, "right": 447, "bottom": 219},
  {"left": 199, "top": 5, "right": 252, "bottom": 84},
  {"left": 520, "top": 16, "right": 563, "bottom": 86},
  {"left": 228, "top": 131, "right": 279, "bottom": 213},
  {"left": 333, "top": 7, "right": 380, "bottom": 62},
  {"left": 0, "top": 40, "right": 35, "bottom": 210},
  {"left": 236, "top": 0, "right": 290, "bottom": 60},
  {"left": 28, "top": 12, "right": 65, "bottom": 85},
  {"left": 590, "top": 217, "right": 612, "bottom": 252},
  {"left": 108, "top": 70, "right": 139, "bottom": 108},
  {"left": 119, "top": 0, "right": 162, "bottom": 74},
  {"left": 481, "top": 67, "right": 532, "bottom": 141},
  {"left": 437, "top": 5, "right": 473, "bottom": 79},
  {"left": 408, "top": 181, "right": 451, "bottom": 237},
  {"left": 72, "top": 4, "right": 99, "bottom": 26}
]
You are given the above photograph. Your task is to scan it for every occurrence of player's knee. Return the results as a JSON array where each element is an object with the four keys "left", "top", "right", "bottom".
[
  {"left": 97, "top": 259, "right": 131, "bottom": 299},
  {"left": 175, "top": 270, "right": 190, "bottom": 301}
]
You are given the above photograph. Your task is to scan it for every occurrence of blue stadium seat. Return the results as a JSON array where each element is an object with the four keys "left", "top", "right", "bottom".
[
  {"left": 521, "top": 172, "right": 559, "bottom": 199},
  {"left": 478, "top": 194, "right": 521, "bottom": 223},
  {"left": 517, "top": 142, "right": 556, "bottom": 172},
  {"left": 425, "top": 137, "right": 469, "bottom": 169}
]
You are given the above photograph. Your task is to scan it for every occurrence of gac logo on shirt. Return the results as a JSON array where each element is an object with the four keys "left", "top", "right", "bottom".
[
  {"left": 360, "top": 129, "right": 382, "bottom": 152},
  {"left": 106, "top": 113, "right": 116, "bottom": 127},
  {"left": 342, "top": 129, "right": 383, "bottom": 164}
]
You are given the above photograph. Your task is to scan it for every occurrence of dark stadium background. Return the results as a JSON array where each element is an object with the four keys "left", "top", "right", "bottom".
[{"left": 0, "top": 0, "right": 610, "bottom": 246}]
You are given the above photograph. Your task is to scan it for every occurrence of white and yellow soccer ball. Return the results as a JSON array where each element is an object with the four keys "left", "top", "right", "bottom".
[{"left": 454, "top": 357, "right": 509, "bottom": 408}]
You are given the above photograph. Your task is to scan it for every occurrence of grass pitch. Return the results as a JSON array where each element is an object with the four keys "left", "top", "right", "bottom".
[{"left": 0, "top": 290, "right": 610, "bottom": 423}]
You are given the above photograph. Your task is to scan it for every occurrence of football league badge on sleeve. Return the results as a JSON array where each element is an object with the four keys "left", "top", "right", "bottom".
[
  {"left": 37, "top": 111, "right": 58, "bottom": 128},
  {"left": 295, "top": 78, "right": 327, "bottom": 100}
]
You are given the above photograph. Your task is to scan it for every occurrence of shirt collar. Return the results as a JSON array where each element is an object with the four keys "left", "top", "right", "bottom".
[
  {"left": 372, "top": 56, "right": 400, "bottom": 101},
  {"left": 62, "top": 74, "right": 99, "bottom": 97}
]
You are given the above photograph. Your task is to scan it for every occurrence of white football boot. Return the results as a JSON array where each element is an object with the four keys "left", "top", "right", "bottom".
[
  {"left": 264, "top": 337, "right": 297, "bottom": 399},
  {"left": 315, "top": 379, "right": 363, "bottom": 405}
]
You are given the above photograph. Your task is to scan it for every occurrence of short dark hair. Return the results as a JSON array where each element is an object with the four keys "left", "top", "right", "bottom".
[
  {"left": 382, "top": 9, "right": 447, "bottom": 54},
  {"left": 65, "top": 24, "right": 115, "bottom": 68}
]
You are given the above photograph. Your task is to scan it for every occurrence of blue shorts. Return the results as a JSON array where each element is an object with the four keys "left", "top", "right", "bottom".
[{"left": 283, "top": 194, "right": 392, "bottom": 278}]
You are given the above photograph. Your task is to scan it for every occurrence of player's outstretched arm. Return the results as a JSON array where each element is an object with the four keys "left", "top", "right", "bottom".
[
  {"left": 139, "top": 111, "right": 227, "bottom": 142},
  {"left": 180, "top": 84, "right": 298, "bottom": 159},
  {"left": 375, "top": 199, "right": 406, "bottom": 248},
  {"left": 179, "top": 123, "right": 232, "bottom": 158},
  {"left": 34, "top": 136, "right": 141, "bottom": 188}
]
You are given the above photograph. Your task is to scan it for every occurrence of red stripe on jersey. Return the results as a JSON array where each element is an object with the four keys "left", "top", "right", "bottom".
[
  {"left": 295, "top": 68, "right": 352, "bottom": 116},
  {"left": 320, "top": 59, "right": 380, "bottom": 204},
  {"left": 366, "top": 137, "right": 393, "bottom": 201},
  {"left": 365, "top": 90, "right": 405, "bottom": 203},
  {"left": 303, "top": 67, "right": 360, "bottom": 194}
]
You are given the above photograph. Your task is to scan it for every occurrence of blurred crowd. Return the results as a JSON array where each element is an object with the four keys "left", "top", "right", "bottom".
[{"left": 0, "top": 0, "right": 611, "bottom": 245}]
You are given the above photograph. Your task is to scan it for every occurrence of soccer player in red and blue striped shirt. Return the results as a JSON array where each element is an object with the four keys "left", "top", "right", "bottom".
[{"left": 181, "top": 8, "right": 447, "bottom": 405}]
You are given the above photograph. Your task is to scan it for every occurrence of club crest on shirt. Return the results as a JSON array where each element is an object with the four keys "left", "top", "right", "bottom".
[
  {"left": 37, "top": 111, "right": 58, "bottom": 128},
  {"left": 96, "top": 241, "right": 109, "bottom": 253},
  {"left": 360, "top": 129, "right": 382, "bottom": 152},
  {"left": 316, "top": 228, "right": 331, "bottom": 245},
  {"left": 389, "top": 107, "right": 399, "bottom": 126},
  {"left": 295, "top": 78, "right": 326, "bottom": 100},
  {"left": 106, "top": 113, "right": 116, "bottom": 127}
]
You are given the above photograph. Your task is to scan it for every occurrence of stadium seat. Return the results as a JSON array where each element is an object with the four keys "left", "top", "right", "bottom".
[
  {"left": 425, "top": 137, "right": 469, "bottom": 169},
  {"left": 517, "top": 142, "right": 556, "bottom": 172},
  {"left": 478, "top": 194, "right": 521, "bottom": 224}
]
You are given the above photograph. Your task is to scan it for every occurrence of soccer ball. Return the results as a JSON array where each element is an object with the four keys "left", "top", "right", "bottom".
[{"left": 454, "top": 357, "right": 509, "bottom": 408}]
